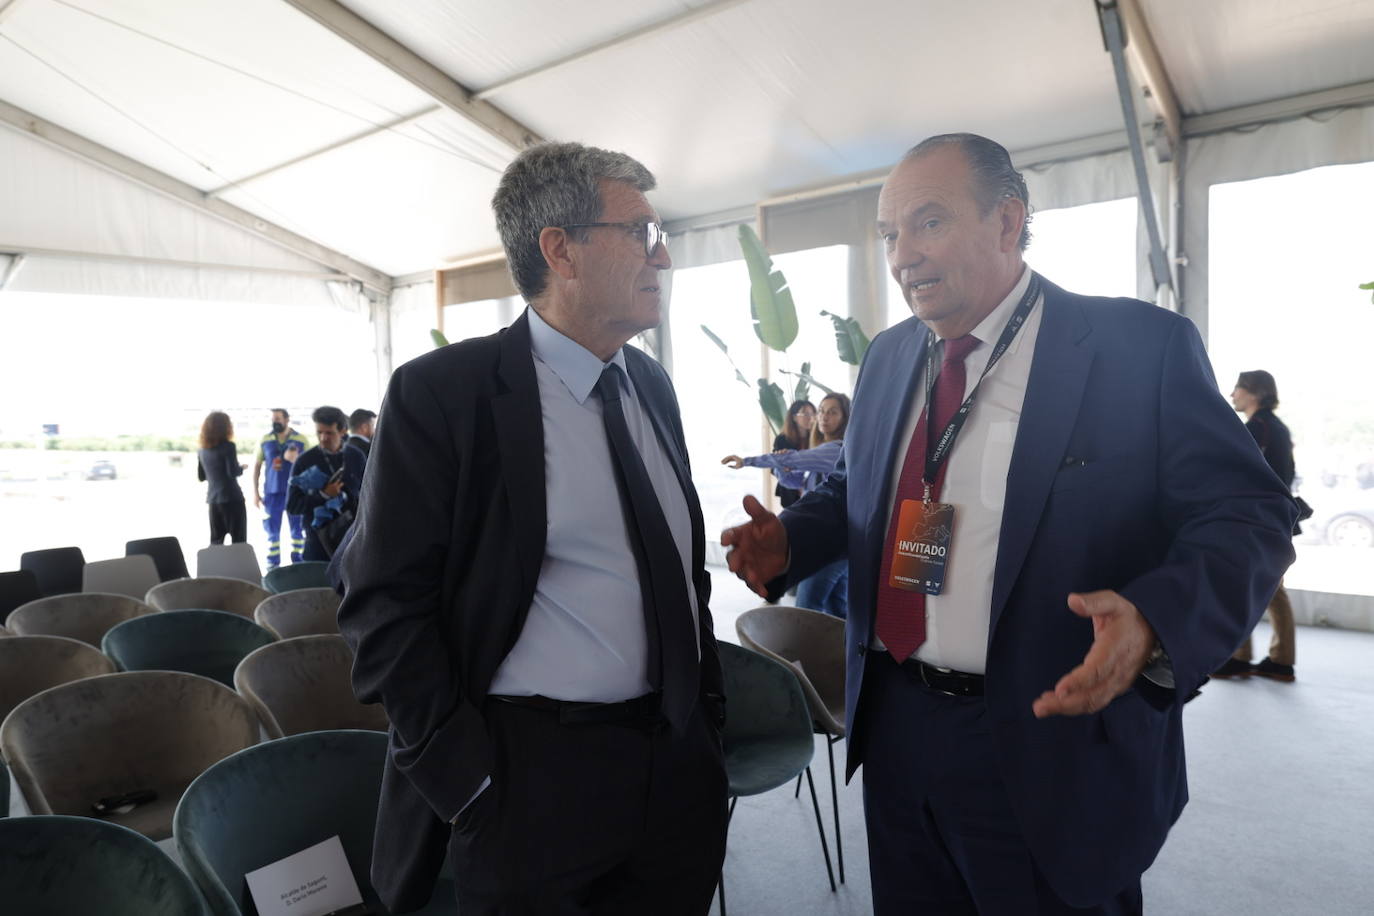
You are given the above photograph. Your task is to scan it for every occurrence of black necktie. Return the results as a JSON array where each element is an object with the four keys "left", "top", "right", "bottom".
[{"left": 595, "top": 364, "right": 698, "bottom": 732}]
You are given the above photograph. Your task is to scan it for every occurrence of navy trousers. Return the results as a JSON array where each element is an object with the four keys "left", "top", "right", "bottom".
[{"left": 859, "top": 652, "right": 1143, "bottom": 915}]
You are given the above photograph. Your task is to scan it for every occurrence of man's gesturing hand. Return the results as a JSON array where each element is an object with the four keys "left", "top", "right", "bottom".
[
  {"left": 721, "top": 495, "right": 789, "bottom": 598},
  {"left": 1032, "top": 590, "right": 1156, "bottom": 718}
]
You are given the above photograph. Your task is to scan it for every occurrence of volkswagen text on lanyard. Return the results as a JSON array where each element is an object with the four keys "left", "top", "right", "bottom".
[{"left": 887, "top": 273, "right": 1042, "bottom": 596}]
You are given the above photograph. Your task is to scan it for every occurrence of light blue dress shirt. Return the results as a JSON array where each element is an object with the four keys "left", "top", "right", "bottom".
[{"left": 487, "top": 307, "right": 700, "bottom": 702}]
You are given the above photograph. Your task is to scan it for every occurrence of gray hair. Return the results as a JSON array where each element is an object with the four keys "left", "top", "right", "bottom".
[
  {"left": 904, "top": 133, "right": 1033, "bottom": 250},
  {"left": 492, "top": 141, "right": 657, "bottom": 301}
]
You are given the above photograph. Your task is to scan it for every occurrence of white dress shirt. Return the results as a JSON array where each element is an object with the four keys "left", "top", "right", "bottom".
[
  {"left": 487, "top": 307, "right": 700, "bottom": 701},
  {"left": 880, "top": 266, "right": 1044, "bottom": 674}
]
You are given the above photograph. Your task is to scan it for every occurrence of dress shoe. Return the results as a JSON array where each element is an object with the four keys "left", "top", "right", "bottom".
[
  {"left": 1212, "top": 658, "right": 1253, "bottom": 679},
  {"left": 1252, "top": 657, "right": 1295, "bottom": 682}
]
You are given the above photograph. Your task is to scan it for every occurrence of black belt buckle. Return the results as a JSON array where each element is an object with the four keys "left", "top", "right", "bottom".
[{"left": 902, "top": 658, "right": 983, "bottom": 698}]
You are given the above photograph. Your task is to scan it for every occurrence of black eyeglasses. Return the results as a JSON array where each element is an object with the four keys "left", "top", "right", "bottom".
[{"left": 559, "top": 221, "right": 668, "bottom": 257}]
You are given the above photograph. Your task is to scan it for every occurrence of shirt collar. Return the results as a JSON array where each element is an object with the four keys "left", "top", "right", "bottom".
[
  {"left": 527, "top": 306, "right": 628, "bottom": 404},
  {"left": 968, "top": 263, "right": 1033, "bottom": 349}
]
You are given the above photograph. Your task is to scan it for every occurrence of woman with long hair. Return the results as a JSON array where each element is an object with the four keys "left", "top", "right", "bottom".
[
  {"left": 771, "top": 399, "right": 816, "bottom": 507},
  {"left": 198, "top": 411, "right": 247, "bottom": 545},
  {"left": 1214, "top": 370, "right": 1299, "bottom": 682},
  {"left": 722, "top": 392, "right": 852, "bottom": 616}
]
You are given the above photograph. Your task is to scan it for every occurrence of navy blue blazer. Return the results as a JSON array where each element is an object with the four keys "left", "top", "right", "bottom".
[
  {"left": 780, "top": 277, "right": 1296, "bottom": 906},
  {"left": 337, "top": 311, "right": 721, "bottom": 913}
]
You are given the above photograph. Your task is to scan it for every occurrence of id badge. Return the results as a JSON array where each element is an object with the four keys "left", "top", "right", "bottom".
[{"left": 888, "top": 499, "right": 955, "bottom": 595}]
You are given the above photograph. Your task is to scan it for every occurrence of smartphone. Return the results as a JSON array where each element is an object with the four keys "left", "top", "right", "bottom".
[{"left": 92, "top": 788, "right": 157, "bottom": 815}]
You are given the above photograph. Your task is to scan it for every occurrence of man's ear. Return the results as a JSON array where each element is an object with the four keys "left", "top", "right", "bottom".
[
  {"left": 998, "top": 197, "right": 1027, "bottom": 253},
  {"left": 540, "top": 226, "right": 577, "bottom": 281}
]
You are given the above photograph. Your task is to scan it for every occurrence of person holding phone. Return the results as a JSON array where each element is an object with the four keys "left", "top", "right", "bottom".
[{"left": 287, "top": 405, "right": 364, "bottom": 561}]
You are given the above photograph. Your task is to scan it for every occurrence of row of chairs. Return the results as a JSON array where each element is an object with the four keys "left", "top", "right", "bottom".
[{"left": 1, "top": 540, "right": 332, "bottom": 619}]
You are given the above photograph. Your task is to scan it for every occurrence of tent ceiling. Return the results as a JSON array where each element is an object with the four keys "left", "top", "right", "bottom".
[{"left": 3, "top": 0, "right": 1374, "bottom": 280}]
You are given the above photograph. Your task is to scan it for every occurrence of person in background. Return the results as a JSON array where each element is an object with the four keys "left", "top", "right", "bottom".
[
  {"left": 253, "top": 408, "right": 309, "bottom": 568},
  {"left": 723, "top": 393, "right": 852, "bottom": 616},
  {"left": 287, "top": 406, "right": 364, "bottom": 561},
  {"left": 1214, "top": 370, "right": 1299, "bottom": 682},
  {"left": 348, "top": 408, "right": 377, "bottom": 459},
  {"left": 772, "top": 399, "right": 816, "bottom": 507},
  {"left": 197, "top": 410, "right": 246, "bottom": 545}
]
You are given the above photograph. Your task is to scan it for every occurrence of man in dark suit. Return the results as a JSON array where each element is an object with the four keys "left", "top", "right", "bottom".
[
  {"left": 723, "top": 133, "right": 1296, "bottom": 913},
  {"left": 339, "top": 141, "right": 727, "bottom": 915},
  {"left": 345, "top": 408, "right": 375, "bottom": 459}
]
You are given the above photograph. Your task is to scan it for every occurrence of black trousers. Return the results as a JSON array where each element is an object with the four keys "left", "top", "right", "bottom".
[
  {"left": 207, "top": 499, "right": 246, "bottom": 544},
  {"left": 449, "top": 698, "right": 728, "bottom": 915},
  {"left": 861, "top": 653, "right": 1143, "bottom": 915}
]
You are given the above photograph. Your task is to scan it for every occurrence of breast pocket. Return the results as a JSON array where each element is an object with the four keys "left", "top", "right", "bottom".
[
  {"left": 980, "top": 421, "right": 1018, "bottom": 511},
  {"left": 1050, "top": 455, "right": 1128, "bottom": 493}
]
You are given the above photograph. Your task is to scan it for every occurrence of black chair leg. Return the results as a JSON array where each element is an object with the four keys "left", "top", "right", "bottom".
[
  {"left": 717, "top": 796, "right": 737, "bottom": 916},
  {"left": 794, "top": 771, "right": 802, "bottom": 798},
  {"left": 804, "top": 766, "right": 837, "bottom": 892},
  {"left": 827, "top": 734, "right": 844, "bottom": 884}
]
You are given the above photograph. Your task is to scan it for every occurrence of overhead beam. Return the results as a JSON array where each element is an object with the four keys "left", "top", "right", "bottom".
[
  {"left": 1183, "top": 78, "right": 1374, "bottom": 137},
  {"left": 0, "top": 97, "right": 393, "bottom": 292},
  {"left": 0, "top": 242, "right": 351, "bottom": 280},
  {"left": 280, "top": 0, "right": 541, "bottom": 153},
  {"left": 0, "top": 0, "right": 24, "bottom": 26},
  {"left": 1115, "top": 0, "right": 1182, "bottom": 158},
  {"left": 475, "top": 0, "right": 754, "bottom": 100},
  {"left": 207, "top": 105, "right": 439, "bottom": 198}
]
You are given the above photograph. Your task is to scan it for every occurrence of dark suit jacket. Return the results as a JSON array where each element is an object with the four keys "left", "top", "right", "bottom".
[
  {"left": 780, "top": 278, "right": 1296, "bottom": 906},
  {"left": 337, "top": 311, "right": 722, "bottom": 912}
]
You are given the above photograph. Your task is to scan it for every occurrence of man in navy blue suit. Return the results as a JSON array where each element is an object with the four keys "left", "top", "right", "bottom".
[{"left": 723, "top": 133, "right": 1296, "bottom": 914}]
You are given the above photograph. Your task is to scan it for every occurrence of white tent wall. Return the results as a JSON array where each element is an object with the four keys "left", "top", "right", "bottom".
[
  {"left": 1181, "top": 103, "right": 1374, "bottom": 344},
  {"left": 388, "top": 278, "right": 436, "bottom": 373},
  {"left": 0, "top": 124, "right": 353, "bottom": 309}
]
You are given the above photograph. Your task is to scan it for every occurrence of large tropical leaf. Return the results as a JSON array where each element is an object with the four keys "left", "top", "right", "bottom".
[
  {"left": 738, "top": 224, "right": 798, "bottom": 352},
  {"left": 430, "top": 329, "right": 450, "bottom": 348},
  {"left": 793, "top": 361, "right": 812, "bottom": 404},
  {"left": 1361, "top": 280, "right": 1374, "bottom": 303},
  {"left": 778, "top": 366, "right": 834, "bottom": 397},
  {"left": 821, "top": 310, "right": 871, "bottom": 365},
  {"left": 757, "top": 379, "right": 787, "bottom": 435},
  {"left": 699, "top": 324, "right": 751, "bottom": 387}
]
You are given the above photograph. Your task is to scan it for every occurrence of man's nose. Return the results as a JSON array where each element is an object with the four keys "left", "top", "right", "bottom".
[{"left": 648, "top": 239, "right": 671, "bottom": 270}]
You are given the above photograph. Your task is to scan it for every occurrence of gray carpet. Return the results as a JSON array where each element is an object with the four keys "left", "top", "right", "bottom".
[{"left": 707, "top": 566, "right": 1374, "bottom": 915}]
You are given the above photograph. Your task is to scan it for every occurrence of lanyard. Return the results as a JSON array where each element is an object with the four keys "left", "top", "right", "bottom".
[{"left": 921, "top": 272, "right": 1042, "bottom": 500}]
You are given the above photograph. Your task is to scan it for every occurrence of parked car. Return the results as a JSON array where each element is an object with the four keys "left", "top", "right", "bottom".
[
  {"left": 1306, "top": 488, "right": 1374, "bottom": 548},
  {"left": 85, "top": 459, "right": 117, "bottom": 480}
]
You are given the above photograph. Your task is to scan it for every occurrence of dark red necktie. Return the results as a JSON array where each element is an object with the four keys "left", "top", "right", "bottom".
[{"left": 874, "top": 334, "right": 980, "bottom": 663}]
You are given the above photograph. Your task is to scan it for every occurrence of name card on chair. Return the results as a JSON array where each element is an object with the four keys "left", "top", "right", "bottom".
[{"left": 245, "top": 835, "right": 366, "bottom": 916}]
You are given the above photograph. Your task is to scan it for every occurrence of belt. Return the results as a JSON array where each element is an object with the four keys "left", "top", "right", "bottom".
[
  {"left": 488, "top": 692, "right": 665, "bottom": 728},
  {"left": 892, "top": 654, "right": 985, "bottom": 697}
]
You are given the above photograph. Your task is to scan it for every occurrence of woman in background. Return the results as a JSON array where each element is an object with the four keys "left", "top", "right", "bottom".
[
  {"left": 723, "top": 392, "right": 851, "bottom": 616},
  {"left": 1214, "top": 370, "right": 1298, "bottom": 682},
  {"left": 772, "top": 399, "right": 816, "bottom": 507},
  {"left": 198, "top": 410, "right": 247, "bottom": 545}
]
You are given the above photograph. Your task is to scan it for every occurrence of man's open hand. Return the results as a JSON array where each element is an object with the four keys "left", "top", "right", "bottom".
[
  {"left": 1032, "top": 590, "right": 1156, "bottom": 718},
  {"left": 720, "top": 495, "right": 789, "bottom": 598}
]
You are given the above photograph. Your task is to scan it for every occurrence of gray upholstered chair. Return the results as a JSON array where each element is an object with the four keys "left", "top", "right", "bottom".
[
  {"left": 0, "top": 815, "right": 208, "bottom": 914},
  {"left": 234, "top": 634, "right": 387, "bottom": 739},
  {"left": 175, "top": 729, "right": 454, "bottom": 916},
  {"left": 253, "top": 587, "right": 341, "bottom": 639},
  {"left": 145, "top": 576, "right": 271, "bottom": 618},
  {"left": 736, "top": 604, "right": 848, "bottom": 882},
  {"left": 262, "top": 561, "right": 332, "bottom": 594},
  {"left": 716, "top": 642, "right": 834, "bottom": 914},
  {"left": 81, "top": 555, "right": 161, "bottom": 600},
  {"left": 5, "top": 592, "right": 156, "bottom": 647},
  {"left": 0, "top": 634, "right": 117, "bottom": 723},
  {"left": 195, "top": 544, "right": 262, "bottom": 583},
  {"left": 0, "top": 670, "right": 259, "bottom": 840},
  {"left": 103, "top": 610, "right": 276, "bottom": 687}
]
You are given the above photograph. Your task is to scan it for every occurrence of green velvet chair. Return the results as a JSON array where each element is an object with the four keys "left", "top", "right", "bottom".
[
  {"left": 103, "top": 609, "right": 276, "bottom": 687},
  {"left": 262, "top": 561, "right": 332, "bottom": 594},
  {"left": 717, "top": 642, "right": 835, "bottom": 914},
  {"left": 0, "top": 815, "right": 207, "bottom": 914},
  {"left": 174, "top": 729, "right": 456, "bottom": 916}
]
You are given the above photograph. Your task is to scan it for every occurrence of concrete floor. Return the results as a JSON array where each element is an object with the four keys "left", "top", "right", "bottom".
[{"left": 706, "top": 565, "right": 1374, "bottom": 915}]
